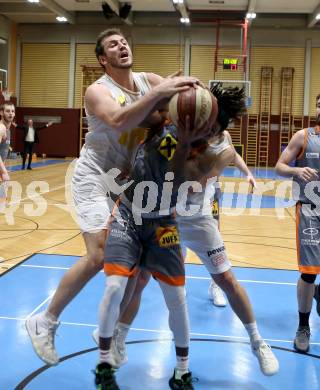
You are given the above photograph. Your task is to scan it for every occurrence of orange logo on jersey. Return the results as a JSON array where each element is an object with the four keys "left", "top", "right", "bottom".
[
  {"left": 118, "top": 127, "right": 146, "bottom": 151},
  {"left": 156, "top": 226, "right": 180, "bottom": 247},
  {"left": 158, "top": 134, "right": 177, "bottom": 161}
]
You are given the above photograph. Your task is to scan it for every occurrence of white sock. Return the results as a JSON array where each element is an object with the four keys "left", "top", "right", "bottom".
[
  {"left": 175, "top": 355, "right": 189, "bottom": 379},
  {"left": 42, "top": 310, "right": 57, "bottom": 323},
  {"left": 116, "top": 322, "right": 130, "bottom": 341},
  {"left": 244, "top": 322, "right": 262, "bottom": 344}
]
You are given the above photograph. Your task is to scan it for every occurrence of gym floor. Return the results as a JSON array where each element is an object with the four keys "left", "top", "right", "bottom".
[{"left": 1, "top": 160, "right": 318, "bottom": 389}]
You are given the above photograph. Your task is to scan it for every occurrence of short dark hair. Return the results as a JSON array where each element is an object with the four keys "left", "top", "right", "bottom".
[
  {"left": 95, "top": 28, "right": 125, "bottom": 60},
  {"left": 316, "top": 94, "right": 320, "bottom": 102},
  {"left": 210, "top": 83, "right": 247, "bottom": 131}
]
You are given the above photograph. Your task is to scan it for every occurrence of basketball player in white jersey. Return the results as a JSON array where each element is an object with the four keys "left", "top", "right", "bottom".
[
  {"left": 25, "top": 28, "right": 200, "bottom": 366},
  {"left": 208, "top": 132, "right": 257, "bottom": 307},
  {"left": 0, "top": 102, "right": 15, "bottom": 181},
  {"left": 103, "top": 85, "right": 279, "bottom": 377}
]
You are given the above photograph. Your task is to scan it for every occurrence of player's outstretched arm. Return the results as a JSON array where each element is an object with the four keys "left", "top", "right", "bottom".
[{"left": 85, "top": 74, "right": 199, "bottom": 134}]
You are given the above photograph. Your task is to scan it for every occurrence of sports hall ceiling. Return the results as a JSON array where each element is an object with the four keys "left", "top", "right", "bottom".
[{"left": 0, "top": 0, "right": 320, "bottom": 27}]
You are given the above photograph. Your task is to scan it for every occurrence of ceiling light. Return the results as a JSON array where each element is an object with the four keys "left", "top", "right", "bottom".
[
  {"left": 180, "top": 17, "right": 190, "bottom": 24},
  {"left": 28, "top": 0, "right": 40, "bottom": 3},
  {"left": 56, "top": 16, "right": 68, "bottom": 22},
  {"left": 316, "top": 14, "right": 320, "bottom": 20},
  {"left": 246, "top": 12, "right": 256, "bottom": 19},
  {"left": 173, "top": 0, "right": 184, "bottom": 4}
]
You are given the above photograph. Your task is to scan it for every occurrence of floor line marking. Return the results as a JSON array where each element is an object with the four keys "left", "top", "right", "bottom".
[
  {"left": 186, "top": 276, "right": 296, "bottom": 285},
  {"left": 25, "top": 291, "right": 56, "bottom": 318},
  {"left": 21, "top": 264, "right": 70, "bottom": 270},
  {"left": 1, "top": 316, "right": 319, "bottom": 346},
  {"left": 9, "top": 184, "right": 69, "bottom": 206},
  {"left": 17, "top": 264, "right": 297, "bottom": 285}
]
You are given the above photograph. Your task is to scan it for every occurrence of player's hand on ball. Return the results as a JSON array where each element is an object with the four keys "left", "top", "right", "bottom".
[{"left": 153, "top": 76, "right": 200, "bottom": 99}]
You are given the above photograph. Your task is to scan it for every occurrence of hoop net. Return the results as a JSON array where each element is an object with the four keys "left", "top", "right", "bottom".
[{"left": 1, "top": 90, "right": 13, "bottom": 101}]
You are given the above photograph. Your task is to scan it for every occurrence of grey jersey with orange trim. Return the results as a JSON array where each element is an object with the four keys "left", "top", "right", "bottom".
[{"left": 293, "top": 127, "right": 320, "bottom": 204}]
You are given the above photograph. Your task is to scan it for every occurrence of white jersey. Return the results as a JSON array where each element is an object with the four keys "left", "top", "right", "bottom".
[
  {"left": 72, "top": 71, "right": 152, "bottom": 233},
  {"left": 177, "top": 133, "right": 232, "bottom": 275},
  {"left": 177, "top": 133, "right": 231, "bottom": 216},
  {"left": 83, "top": 72, "right": 151, "bottom": 173}
]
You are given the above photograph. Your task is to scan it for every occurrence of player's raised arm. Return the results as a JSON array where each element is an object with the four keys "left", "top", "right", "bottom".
[{"left": 85, "top": 75, "right": 199, "bottom": 134}]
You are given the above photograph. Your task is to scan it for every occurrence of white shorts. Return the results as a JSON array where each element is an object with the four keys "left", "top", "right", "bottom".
[
  {"left": 72, "top": 149, "right": 112, "bottom": 233},
  {"left": 177, "top": 213, "right": 231, "bottom": 275}
]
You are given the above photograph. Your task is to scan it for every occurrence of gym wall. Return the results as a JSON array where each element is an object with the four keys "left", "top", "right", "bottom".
[{"left": 10, "top": 22, "right": 320, "bottom": 162}]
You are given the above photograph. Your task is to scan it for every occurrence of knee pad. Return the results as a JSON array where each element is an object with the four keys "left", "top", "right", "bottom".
[
  {"left": 159, "top": 283, "right": 189, "bottom": 348},
  {"left": 99, "top": 276, "right": 127, "bottom": 338},
  {"left": 160, "top": 284, "right": 186, "bottom": 310},
  {"left": 301, "top": 273, "right": 317, "bottom": 284},
  {"left": 105, "top": 275, "right": 127, "bottom": 303}
]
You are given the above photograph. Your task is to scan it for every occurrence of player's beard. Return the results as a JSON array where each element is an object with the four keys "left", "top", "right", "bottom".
[{"left": 108, "top": 57, "right": 133, "bottom": 69}]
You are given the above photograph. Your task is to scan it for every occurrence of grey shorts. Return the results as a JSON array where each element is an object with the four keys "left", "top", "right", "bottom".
[{"left": 104, "top": 203, "right": 185, "bottom": 286}]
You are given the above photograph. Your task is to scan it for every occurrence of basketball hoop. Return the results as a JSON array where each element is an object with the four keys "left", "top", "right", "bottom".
[{"left": 1, "top": 90, "right": 12, "bottom": 101}]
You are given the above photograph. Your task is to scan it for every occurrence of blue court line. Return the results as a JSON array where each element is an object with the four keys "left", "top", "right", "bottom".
[
  {"left": 7, "top": 159, "right": 69, "bottom": 172},
  {"left": 19, "top": 253, "right": 300, "bottom": 282},
  {"left": 220, "top": 192, "right": 295, "bottom": 208},
  {"left": 222, "top": 166, "right": 290, "bottom": 180}
]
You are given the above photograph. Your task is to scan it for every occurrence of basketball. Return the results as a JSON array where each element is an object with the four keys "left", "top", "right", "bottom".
[{"left": 168, "top": 86, "right": 218, "bottom": 132}]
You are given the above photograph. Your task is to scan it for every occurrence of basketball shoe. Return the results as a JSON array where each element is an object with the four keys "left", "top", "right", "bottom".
[
  {"left": 294, "top": 326, "right": 310, "bottom": 353},
  {"left": 251, "top": 339, "right": 279, "bottom": 376},
  {"left": 169, "top": 370, "right": 195, "bottom": 390},
  {"left": 94, "top": 362, "right": 119, "bottom": 390},
  {"left": 208, "top": 280, "right": 227, "bottom": 307},
  {"left": 25, "top": 311, "right": 60, "bottom": 365}
]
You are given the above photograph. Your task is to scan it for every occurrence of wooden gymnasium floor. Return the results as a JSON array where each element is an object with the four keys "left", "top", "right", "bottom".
[
  {"left": 0, "top": 157, "right": 297, "bottom": 275},
  {"left": 3, "top": 158, "right": 320, "bottom": 390}
]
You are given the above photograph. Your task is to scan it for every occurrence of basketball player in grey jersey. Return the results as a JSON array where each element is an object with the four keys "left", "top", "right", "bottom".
[
  {"left": 0, "top": 102, "right": 15, "bottom": 181},
  {"left": 25, "top": 28, "right": 200, "bottom": 366},
  {"left": 276, "top": 93, "right": 320, "bottom": 352}
]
